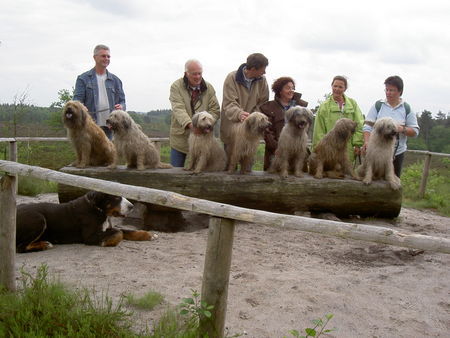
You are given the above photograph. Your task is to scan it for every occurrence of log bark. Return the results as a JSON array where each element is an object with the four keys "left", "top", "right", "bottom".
[{"left": 58, "top": 166, "right": 402, "bottom": 218}]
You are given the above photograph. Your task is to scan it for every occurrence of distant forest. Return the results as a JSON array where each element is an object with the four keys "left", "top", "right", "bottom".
[{"left": 0, "top": 103, "right": 449, "bottom": 153}]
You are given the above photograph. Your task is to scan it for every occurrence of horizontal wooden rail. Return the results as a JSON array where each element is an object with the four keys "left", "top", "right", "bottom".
[{"left": 1, "top": 159, "right": 449, "bottom": 254}]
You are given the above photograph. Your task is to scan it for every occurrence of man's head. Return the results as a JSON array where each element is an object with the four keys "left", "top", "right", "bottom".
[
  {"left": 245, "top": 53, "right": 268, "bottom": 79},
  {"left": 184, "top": 59, "right": 203, "bottom": 87},
  {"left": 93, "top": 44, "right": 111, "bottom": 70}
]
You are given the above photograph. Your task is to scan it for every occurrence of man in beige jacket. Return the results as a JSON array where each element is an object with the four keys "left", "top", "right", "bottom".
[
  {"left": 169, "top": 59, "right": 220, "bottom": 167},
  {"left": 220, "top": 53, "right": 270, "bottom": 147}
]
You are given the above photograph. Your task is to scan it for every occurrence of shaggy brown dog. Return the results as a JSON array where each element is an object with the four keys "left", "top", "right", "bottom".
[
  {"left": 63, "top": 100, "right": 116, "bottom": 168},
  {"left": 106, "top": 110, "right": 172, "bottom": 170},
  {"left": 186, "top": 111, "right": 227, "bottom": 173},
  {"left": 269, "top": 106, "right": 313, "bottom": 178},
  {"left": 308, "top": 117, "right": 357, "bottom": 179},
  {"left": 357, "top": 117, "right": 401, "bottom": 190},
  {"left": 227, "top": 112, "right": 271, "bottom": 174}
]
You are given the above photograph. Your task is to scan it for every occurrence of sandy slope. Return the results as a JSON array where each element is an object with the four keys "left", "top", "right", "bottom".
[{"left": 14, "top": 194, "right": 450, "bottom": 337}]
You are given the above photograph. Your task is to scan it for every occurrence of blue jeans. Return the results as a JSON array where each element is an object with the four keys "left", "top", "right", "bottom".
[
  {"left": 100, "top": 126, "right": 113, "bottom": 140},
  {"left": 170, "top": 148, "right": 187, "bottom": 167}
]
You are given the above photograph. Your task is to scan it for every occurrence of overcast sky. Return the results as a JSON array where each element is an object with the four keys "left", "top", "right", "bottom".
[{"left": 1, "top": 0, "right": 449, "bottom": 116}]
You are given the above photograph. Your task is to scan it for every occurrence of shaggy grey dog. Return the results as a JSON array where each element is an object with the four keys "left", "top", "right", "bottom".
[
  {"left": 308, "top": 118, "right": 357, "bottom": 179},
  {"left": 227, "top": 112, "right": 271, "bottom": 174},
  {"left": 186, "top": 111, "right": 226, "bottom": 173},
  {"left": 269, "top": 106, "right": 313, "bottom": 178},
  {"left": 357, "top": 117, "right": 401, "bottom": 190},
  {"left": 106, "top": 110, "right": 172, "bottom": 170}
]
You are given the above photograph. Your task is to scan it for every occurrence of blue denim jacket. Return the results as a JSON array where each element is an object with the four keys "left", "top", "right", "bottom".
[{"left": 73, "top": 68, "right": 126, "bottom": 122}]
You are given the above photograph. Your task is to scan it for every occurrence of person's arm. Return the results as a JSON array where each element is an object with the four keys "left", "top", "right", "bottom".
[
  {"left": 115, "top": 78, "right": 126, "bottom": 111},
  {"left": 311, "top": 103, "right": 327, "bottom": 150},
  {"left": 169, "top": 82, "right": 192, "bottom": 129},
  {"left": 403, "top": 106, "right": 420, "bottom": 137},
  {"left": 222, "top": 74, "right": 246, "bottom": 122},
  {"left": 73, "top": 76, "right": 86, "bottom": 103},
  {"left": 361, "top": 104, "right": 377, "bottom": 153},
  {"left": 206, "top": 85, "right": 221, "bottom": 122},
  {"left": 351, "top": 99, "right": 365, "bottom": 149}
]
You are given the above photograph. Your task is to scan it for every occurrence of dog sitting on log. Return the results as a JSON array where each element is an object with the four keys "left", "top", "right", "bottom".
[
  {"left": 269, "top": 106, "right": 313, "bottom": 178},
  {"left": 227, "top": 112, "right": 271, "bottom": 174},
  {"left": 308, "top": 118, "right": 358, "bottom": 179},
  {"left": 186, "top": 111, "right": 227, "bottom": 173}
]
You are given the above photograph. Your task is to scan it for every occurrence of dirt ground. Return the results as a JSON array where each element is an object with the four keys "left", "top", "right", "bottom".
[{"left": 14, "top": 194, "right": 450, "bottom": 337}]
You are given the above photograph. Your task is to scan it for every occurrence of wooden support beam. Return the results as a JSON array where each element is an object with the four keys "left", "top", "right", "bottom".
[
  {"left": 0, "top": 175, "right": 17, "bottom": 292},
  {"left": 200, "top": 217, "right": 235, "bottom": 338}
]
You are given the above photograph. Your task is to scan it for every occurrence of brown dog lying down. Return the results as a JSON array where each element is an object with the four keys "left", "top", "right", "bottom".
[{"left": 16, "top": 191, "right": 157, "bottom": 253}]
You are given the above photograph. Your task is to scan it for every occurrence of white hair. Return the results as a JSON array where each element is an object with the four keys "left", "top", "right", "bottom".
[
  {"left": 93, "top": 44, "right": 110, "bottom": 56},
  {"left": 185, "top": 59, "right": 202, "bottom": 72}
]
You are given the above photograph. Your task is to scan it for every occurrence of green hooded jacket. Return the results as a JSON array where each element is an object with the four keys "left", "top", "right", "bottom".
[{"left": 312, "top": 95, "right": 364, "bottom": 162}]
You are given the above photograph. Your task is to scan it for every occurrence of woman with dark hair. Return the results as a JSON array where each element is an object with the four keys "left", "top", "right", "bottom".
[
  {"left": 363, "top": 75, "right": 419, "bottom": 177},
  {"left": 259, "top": 77, "right": 308, "bottom": 170},
  {"left": 312, "top": 75, "right": 364, "bottom": 163}
]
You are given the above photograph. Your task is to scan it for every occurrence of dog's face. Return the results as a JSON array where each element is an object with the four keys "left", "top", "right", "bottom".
[
  {"left": 374, "top": 117, "right": 398, "bottom": 140},
  {"left": 87, "top": 191, "right": 133, "bottom": 217},
  {"left": 285, "top": 106, "right": 313, "bottom": 130},
  {"left": 63, "top": 100, "right": 89, "bottom": 128},
  {"left": 106, "top": 110, "right": 132, "bottom": 132},
  {"left": 192, "top": 111, "right": 215, "bottom": 134},
  {"left": 245, "top": 112, "right": 271, "bottom": 135},
  {"left": 334, "top": 118, "right": 357, "bottom": 140}
]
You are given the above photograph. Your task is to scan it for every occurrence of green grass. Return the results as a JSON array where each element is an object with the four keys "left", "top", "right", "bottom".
[
  {"left": 0, "top": 265, "right": 135, "bottom": 338},
  {"left": 125, "top": 291, "right": 164, "bottom": 310}
]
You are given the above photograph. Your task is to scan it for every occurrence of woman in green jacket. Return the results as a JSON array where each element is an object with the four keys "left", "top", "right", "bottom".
[{"left": 312, "top": 75, "right": 364, "bottom": 163}]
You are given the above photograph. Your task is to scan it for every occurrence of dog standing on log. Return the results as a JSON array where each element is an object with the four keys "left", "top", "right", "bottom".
[
  {"left": 63, "top": 100, "right": 116, "bottom": 168},
  {"left": 269, "top": 106, "right": 313, "bottom": 178},
  {"left": 16, "top": 191, "right": 156, "bottom": 253},
  {"left": 186, "top": 111, "right": 226, "bottom": 173},
  {"left": 227, "top": 112, "right": 271, "bottom": 174},
  {"left": 308, "top": 117, "right": 358, "bottom": 179},
  {"left": 357, "top": 117, "right": 401, "bottom": 190},
  {"left": 106, "top": 110, "right": 172, "bottom": 170}
]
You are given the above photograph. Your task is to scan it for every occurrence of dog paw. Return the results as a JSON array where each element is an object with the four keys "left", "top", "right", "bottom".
[
  {"left": 362, "top": 179, "right": 372, "bottom": 185},
  {"left": 314, "top": 174, "right": 323, "bottom": 179},
  {"left": 294, "top": 172, "right": 304, "bottom": 178},
  {"left": 389, "top": 181, "right": 401, "bottom": 190}
]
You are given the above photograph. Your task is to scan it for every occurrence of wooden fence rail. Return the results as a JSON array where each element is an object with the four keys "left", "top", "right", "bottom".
[{"left": 1, "top": 160, "right": 450, "bottom": 337}]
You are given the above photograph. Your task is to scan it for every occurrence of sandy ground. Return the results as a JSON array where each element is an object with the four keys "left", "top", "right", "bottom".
[{"left": 14, "top": 194, "right": 450, "bottom": 337}]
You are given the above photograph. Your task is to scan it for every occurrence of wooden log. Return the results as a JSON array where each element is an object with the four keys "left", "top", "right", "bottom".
[
  {"left": 1, "top": 161, "right": 449, "bottom": 254},
  {"left": 0, "top": 175, "right": 17, "bottom": 292},
  {"left": 200, "top": 217, "right": 235, "bottom": 338},
  {"left": 58, "top": 166, "right": 402, "bottom": 218}
]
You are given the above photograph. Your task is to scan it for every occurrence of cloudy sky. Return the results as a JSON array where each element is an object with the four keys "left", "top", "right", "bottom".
[{"left": 1, "top": 0, "right": 449, "bottom": 116}]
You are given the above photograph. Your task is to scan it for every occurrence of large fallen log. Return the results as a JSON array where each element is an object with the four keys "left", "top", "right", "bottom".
[{"left": 58, "top": 166, "right": 402, "bottom": 218}]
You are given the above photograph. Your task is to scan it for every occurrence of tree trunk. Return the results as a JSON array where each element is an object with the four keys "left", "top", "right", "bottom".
[{"left": 58, "top": 166, "right": 402, "bottom": 218}]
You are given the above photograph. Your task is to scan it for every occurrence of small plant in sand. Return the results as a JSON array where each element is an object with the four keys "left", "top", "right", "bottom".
[{"left": 286, "top": 313, "right": 336, "bottom": 337}]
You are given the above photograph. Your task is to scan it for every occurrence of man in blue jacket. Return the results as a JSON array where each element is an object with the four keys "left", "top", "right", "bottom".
[{"left": 73, "top": 44, "right": 126, "bottom": 139}]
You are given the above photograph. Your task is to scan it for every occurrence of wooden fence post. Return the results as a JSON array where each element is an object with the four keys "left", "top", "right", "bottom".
[
  {"left": 200, "top": 217, "right": 235, "bottom": 338},
  {"left": 418, "top": 153, "right": 432, "bottom": 199},
  {"left": 0, "top": 174, "right": 17, "bottom": 292},
  {"left": 9, "top": 140, "right": 18, "bottom": 193}
]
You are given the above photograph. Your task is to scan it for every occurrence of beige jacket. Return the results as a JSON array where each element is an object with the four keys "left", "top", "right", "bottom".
[
  {"left": 169, "top": 76, "right": 220, "bottom": 153},
  {"left": 220, "top": 64, "right": 269, "bottom": 144}
]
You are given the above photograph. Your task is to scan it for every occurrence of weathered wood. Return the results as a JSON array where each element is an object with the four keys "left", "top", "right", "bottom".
[
  {"left": 1, "top": 160, "right": 449, "bottom": 254},
  {"left": 57, "top": 166, "right": 402, "bottom": 218},
  {"left": 0, "top": 175, "right": 17, "bottom": 292},
  {"left": 200, "top": 217, "right": 235, "bottom": 338},
  {"left": 419, "top": 153, "right": 432, "bottom": 199}
]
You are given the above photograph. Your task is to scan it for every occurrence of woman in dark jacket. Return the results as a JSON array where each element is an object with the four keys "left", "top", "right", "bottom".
[{"left": 259, "top": 77, "right": 308, "bottom": 170}]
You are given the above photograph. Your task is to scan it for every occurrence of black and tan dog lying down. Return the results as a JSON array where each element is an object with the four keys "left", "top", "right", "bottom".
[{"left": 16, "top": 191, "right": 157, "bottom": 253}]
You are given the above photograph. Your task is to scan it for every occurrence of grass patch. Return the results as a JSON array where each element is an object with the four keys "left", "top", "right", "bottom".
[
  {"left": 0, "top": 265, "right": 135, "bottom": 337},
  {"left": 401, "top": 159, "right": 450, "bottom": 216},
  {"left": 125, "top": 291, "right": 164, "bottom": 310},
  {"left": 17, "top": 176, "right": 58, "bottom": 196}
]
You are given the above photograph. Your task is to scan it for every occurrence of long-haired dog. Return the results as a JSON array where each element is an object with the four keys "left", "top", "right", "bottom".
[
  {"left": 269, "top": 106, "right": 313, "bottom": 178},
  {"left": 227, "top": 112, "right": 271, "bottom": 174},
  {"left": 106, "top": 110, "right": 172, "bottom": 170},
  {"left": 186, "top": 111, "right": 227, "bottom": 173},
  {"left": 357, "top": 117, "right": 401, "bottom": 190},
  {"left": 63, "top": 101, "right": 116, "bottom": 168},
  {"left": 308, "top": 118, "right": 357, "bottom": 179}
]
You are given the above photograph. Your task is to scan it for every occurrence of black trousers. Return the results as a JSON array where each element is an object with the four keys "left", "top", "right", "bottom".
[{"left": 393, "top": 152, "right": 405, "bottom": 178}]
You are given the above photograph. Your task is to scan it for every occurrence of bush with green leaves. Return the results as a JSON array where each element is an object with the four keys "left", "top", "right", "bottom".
[{"left": 286, "top": 313, "right": 335, "bottom": 338}]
